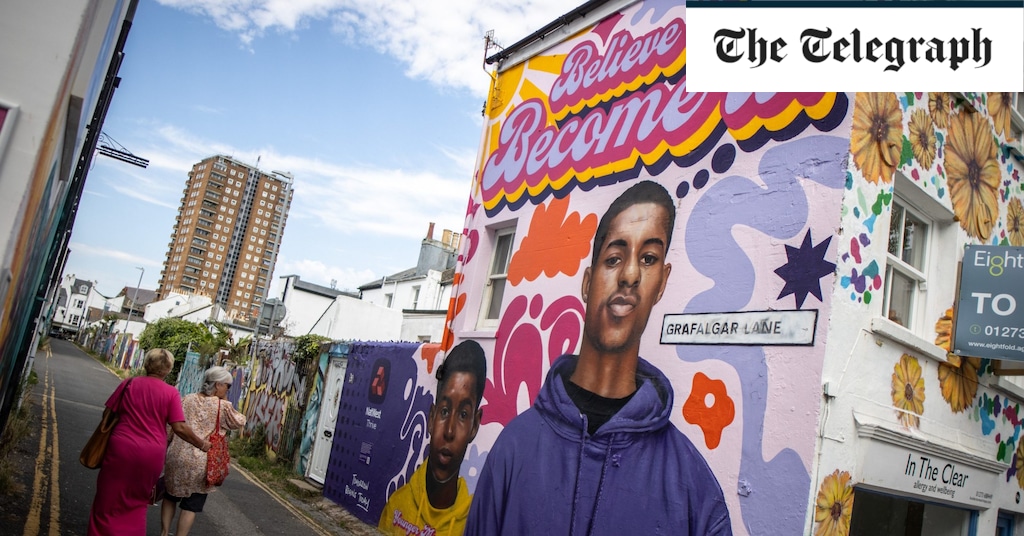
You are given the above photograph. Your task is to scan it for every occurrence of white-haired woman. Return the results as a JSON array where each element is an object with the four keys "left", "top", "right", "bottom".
[
  {"left": 161, "top": 366, "right": 247, "bottom": 536},
  {"left": 88, "top": 348, "right": 210, "bottom": 535}
]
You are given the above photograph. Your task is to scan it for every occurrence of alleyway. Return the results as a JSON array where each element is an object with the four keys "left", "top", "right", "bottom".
[{"left": 0, "top": 339, "right": 377, "bottom": 536}]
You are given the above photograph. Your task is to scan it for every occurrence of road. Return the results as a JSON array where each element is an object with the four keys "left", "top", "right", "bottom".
[{"left": 4, "top": 338, "right": 343, "bottom": 536}]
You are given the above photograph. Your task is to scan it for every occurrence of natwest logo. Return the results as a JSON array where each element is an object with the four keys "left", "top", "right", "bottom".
[{"left": 368, "top": 358, "right": 390, "bottom": 403}]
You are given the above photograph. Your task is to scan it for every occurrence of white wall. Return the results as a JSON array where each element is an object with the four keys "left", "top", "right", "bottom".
[
  {"left": 400, "top": 313, "right": 446, "bottom": 343},
  {"left": 361, "top": 274, "right": 445, "bottom": 311},
  {"left": 280, "top": 287, "right": 337, "bottom": 337},
  {"left": 145, "top": 292, "right": 212, "bottom": 322},
  {"left": 310, "top": 297, "right": 403, "bottom": 342}
]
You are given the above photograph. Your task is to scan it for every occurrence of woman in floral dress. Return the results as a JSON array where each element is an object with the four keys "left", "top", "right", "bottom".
[{"left": 160, "top": 366, "right": 247, "bottom": 536}]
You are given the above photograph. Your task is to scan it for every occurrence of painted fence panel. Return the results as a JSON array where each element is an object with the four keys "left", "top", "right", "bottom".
[
  {"left": 176, "top": 351, "right": 204, "bottom": 397},
  {"left": 322, "top": 342, "right": 433, "bottom": 525},
  {"left": 241, "top": 339, "right": 318, "bottom": 458}
]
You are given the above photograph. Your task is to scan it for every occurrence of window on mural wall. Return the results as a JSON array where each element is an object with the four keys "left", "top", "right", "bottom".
[
  {"left": 480, "top": 227, "right": 515, "bottom": 329},
  {"left": 883, "top": 198, "right": 929, "bottom": 329},
  {"left": 1010, "top": 92, "right": 1024, "bottom": 142}
]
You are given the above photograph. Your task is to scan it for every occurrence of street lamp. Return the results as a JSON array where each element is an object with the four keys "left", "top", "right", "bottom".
[{"left": 125, "top": 266, "right": 144, "bottom": 334}]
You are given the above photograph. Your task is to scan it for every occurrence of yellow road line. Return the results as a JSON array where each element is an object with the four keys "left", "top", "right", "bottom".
[
  {"left": 24, "top": 352, "right": 50, "bottom": 536},
  {"left": 47, "top": 354, "right": 60, "bottom": 536},
  {"left": 23, "top": 346, "right": 61, "bottom": 536}
]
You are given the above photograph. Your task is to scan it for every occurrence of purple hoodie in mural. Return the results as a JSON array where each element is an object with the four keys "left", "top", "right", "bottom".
[{"left": 466, "top": 354, "right": 732, "bottom": 536}]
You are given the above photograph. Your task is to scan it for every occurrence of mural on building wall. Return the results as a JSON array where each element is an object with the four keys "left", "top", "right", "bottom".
[
  {"left": 823, "top": 87, "right": 1024, "bottom": 533},
  {"left": 440, "top": 2, "right": 854, "bottom": 535},
  {"left": 322, "top": 342, "right": 432, "bottom": 526}
]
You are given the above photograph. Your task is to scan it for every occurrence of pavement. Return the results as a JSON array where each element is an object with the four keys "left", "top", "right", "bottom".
[{"left": 0, "top": 339, "right": 381, "bottom": 536}]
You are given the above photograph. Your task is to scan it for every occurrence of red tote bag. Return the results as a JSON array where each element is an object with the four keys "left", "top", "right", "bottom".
[{"left": 205, "top": 401, "right": 230, "bottom": 486}]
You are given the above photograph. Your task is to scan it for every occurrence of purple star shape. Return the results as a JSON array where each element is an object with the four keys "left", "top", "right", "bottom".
[{"left": 774, "top": 230, "right": 835, "bottom": 309}]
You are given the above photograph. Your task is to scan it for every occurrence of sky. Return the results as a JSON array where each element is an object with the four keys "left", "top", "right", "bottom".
[{"left": 65, "top": 0, "right": 583, "bottom": 298}]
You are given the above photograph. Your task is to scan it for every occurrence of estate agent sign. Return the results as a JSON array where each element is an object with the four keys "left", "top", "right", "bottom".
[{"left": 953, "top": 246, "right": 1024, "bottom": 362}]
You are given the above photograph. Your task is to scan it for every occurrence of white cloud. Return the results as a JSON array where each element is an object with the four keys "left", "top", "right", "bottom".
[
  {"left": 156, "top": 0, "right": 582, "bottom": 96},
  {"left": 69, "top": 242, "right": 164, "bottom": 268},
  {"left": 132, "top": 126, "right": 469, "bottom": 240},
  {"left": 273, "top": 257, "right": 376, "bottom": 293}
]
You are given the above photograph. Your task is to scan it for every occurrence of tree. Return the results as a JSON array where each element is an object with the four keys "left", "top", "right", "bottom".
[
  {"left": 138, "top": 317, "right": 214, "bottom": 366},
  {"left": 224, "top": 335, "right": 252, "bottom": 365},
  {"left": 292, "top": 334, "right": 330, "bottom": 362}
]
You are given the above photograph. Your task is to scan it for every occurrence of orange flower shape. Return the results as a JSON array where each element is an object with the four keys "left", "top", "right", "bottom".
[
  {"left": 851, "top": 92, "right": 903, "bottom": 184},
  {"left": 439, "top": 293, "right": 466, "bottom": 351},
  {"left": 682, "top": 372, "right": 735, "bottom": 449},
  {"left": 891, "top": 354, "right": 925, "bottom": 428},
  {"left": 814, "top": 470, "right": 855, "bottom": 536},
  {"left": 946, "top": 111, "right": 1000, "bottom": 241},
  {"left": 420, "top": 343, "right": 442, "bottom": 374},
  {"left": 507, "top": 196, "right": 597, "bottom": 285}
]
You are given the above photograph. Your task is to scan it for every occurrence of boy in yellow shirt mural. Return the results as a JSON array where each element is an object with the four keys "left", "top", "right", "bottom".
[{"left": 378, "top": 340, "right": 486, "bottom": 536}]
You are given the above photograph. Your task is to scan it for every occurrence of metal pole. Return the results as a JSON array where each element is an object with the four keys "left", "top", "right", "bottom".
[{"left": 126, "top": 266, "right": 144, "bottom": 333}]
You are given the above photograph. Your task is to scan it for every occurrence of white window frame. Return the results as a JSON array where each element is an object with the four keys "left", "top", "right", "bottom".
[
  {"left": 882, "top": 197, "right": 929, "bottom": 331},
  {"left": 1008, "top": 92, "right": 1024, "bottom": 156},
  {"left": 478, "top": 226, "right": 516, "bottom": 330},
  {"left": 875, "top": 171, "right": 956, "bottom": 355}
]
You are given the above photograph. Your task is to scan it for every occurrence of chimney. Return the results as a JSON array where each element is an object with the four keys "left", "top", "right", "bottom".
[{"left": 427, "top": 222, "right": 435, "bottom": 241}]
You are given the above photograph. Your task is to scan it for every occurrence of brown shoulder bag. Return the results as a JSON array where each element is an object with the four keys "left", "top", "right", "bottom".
[{"left": 79, "top": 378, "right": 133, "bottom": 469}]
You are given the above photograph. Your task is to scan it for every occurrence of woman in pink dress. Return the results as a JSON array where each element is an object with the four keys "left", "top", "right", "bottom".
[
  {"left": 88, "top": 348, "right": 210, "bottom": 535},
  {"left": 160, "top": 366, "right": 247, "bottom": 536}
]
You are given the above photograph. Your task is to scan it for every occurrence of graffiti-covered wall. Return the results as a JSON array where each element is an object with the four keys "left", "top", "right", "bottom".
[
  {"left": 442, "top": 2, "right": 853, "bottom": 535},
  {"left": 242, "top": 339, "right": 317, "bottom": 458}
]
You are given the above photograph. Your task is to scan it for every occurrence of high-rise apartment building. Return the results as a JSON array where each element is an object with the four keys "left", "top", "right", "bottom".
[{"left": 157, "top": 155, "right": 293, "bottom": 322}]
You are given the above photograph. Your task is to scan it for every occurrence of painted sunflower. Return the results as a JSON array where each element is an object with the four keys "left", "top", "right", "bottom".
[
  {"left": 934, "top": 307, "right": 954, "bottom": 352},
  {"left": 814, "top": 469, "right": 855, "bottom": 536},
  {"left": 946, "top": 111, "right": 1000, "bottom": 241},
  {"left": 987, "top": 92, "right": 1013, "bottom": 138},
  {"left": 851, "top": 92, "right": 903, "bottom": 184},
  {"left": 939, "top": 356, "right": 981, "bottom": 413},
  {"left": 1008, "top": 198, "right": 1024, "bottom": 247},
  {"left": 1016, "top": 441, "right": 1024, "bottom": 489},
  {"left": 892, "top": 354, "right": 925, "bottom": 428},
  {"left": 909, "top": 109, "right": 937, "bottom": 170},
  {"left": 929, "top": 92, "right": 951, "bottom": 129}
]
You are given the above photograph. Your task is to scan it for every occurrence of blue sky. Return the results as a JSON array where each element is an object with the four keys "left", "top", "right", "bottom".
[{"left": 65, "top": 0, "right": 581, "bottom": 298}]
